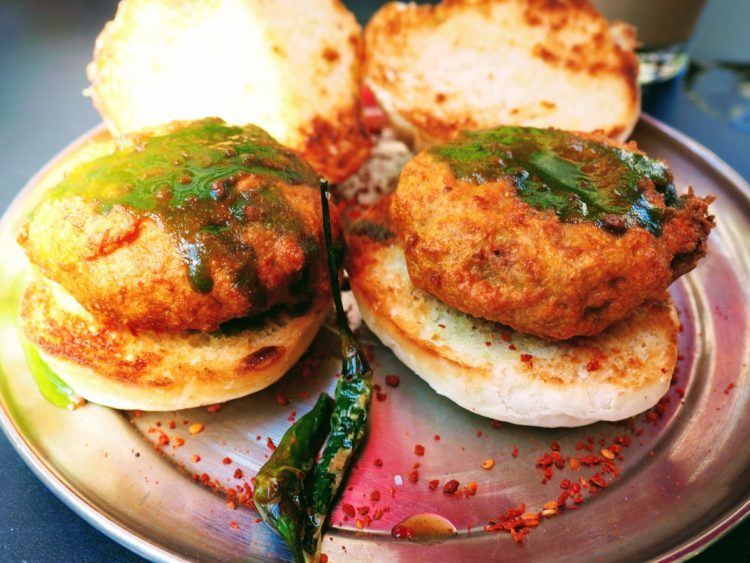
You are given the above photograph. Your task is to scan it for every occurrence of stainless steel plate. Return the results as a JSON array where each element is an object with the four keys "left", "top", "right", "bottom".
[{"left": 0, "top": 115, "right": 749, "bottom": 562}]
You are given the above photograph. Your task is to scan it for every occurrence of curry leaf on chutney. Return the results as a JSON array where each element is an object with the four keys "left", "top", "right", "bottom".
[{"left": 429, "top": 126, "right": 681, "bottom": 236}]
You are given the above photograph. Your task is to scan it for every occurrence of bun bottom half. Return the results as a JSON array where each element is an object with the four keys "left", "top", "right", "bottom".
[{"left": 19, "top": 275, "right": 327, "bottom": 411}]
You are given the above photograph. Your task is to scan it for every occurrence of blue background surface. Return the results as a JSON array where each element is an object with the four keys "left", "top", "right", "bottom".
[{"left": 0, "top": 1, "right": 748, "bottom": 560}]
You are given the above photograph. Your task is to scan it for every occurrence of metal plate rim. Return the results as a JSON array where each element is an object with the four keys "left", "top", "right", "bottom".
[
  {"left": 0, "top": 123, "right": 189, "bottom": 563},
  {"left": 0, "top": 115, "right": 749, "bottom": 562}
]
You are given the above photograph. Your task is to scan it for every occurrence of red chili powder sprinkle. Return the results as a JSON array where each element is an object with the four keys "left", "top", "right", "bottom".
[
  {"left": 408, "top": 470, "right": 419, "bottom": 483},
  {"left": 233, "top": 468, "right": 243, "bottom": 479},
  {"left": 342, "top": 503, "right": 356, "bottom": 518},
  {"left": 724, "top": 383, "right": 735, "bottom": 395},
  {"left": 428, "top": 479, "right": 440, "bottom": 491},
  {"left": 586, "top": 359, "right": 601, "bottom": 372},
  {"left": 266, "top": 437, "right": 276, "bottom": 451},
  {"left": 229, "top": 521, "right": 239, "bottom": 530},
  {"left": 222, "top": 457, "right": 232, "bottom": 465},
  {"left": 385, "top": 375, "right": 400, "bottom": 387},
  {"left": 370, "top": 490, "right": 380, "bottom": 502},
  {"left": 206, "top": 404, "right": 222, "bottom": 413},
  {"left": 512, "top": 446, "right": 519, "bottom": 458},
  {"left": 443, "top": 480, "right": 460, "bottom": 494},
  {"left": 520, "top": 354, "right": 533, "bottom": 363},
  {"left": 276, "top": 390, "right": 290, "bottom": 406},
  {"left": 374, "top": 458, "right": 383, "bottom": 467},
  {"left": 490, "top": 420, "right": 502, "bottom": 429},
  {"left": 484, "top": 503, "right": 530, "bottom": 544},
  {"left": 434, "top": 434, "right": 441, "bottom": 441},
  {"left": 414, "top": 444, "right": 425, "bottom": 456},
  {"left": 191, "top": 455, "right": 201, "bottom": 463}
]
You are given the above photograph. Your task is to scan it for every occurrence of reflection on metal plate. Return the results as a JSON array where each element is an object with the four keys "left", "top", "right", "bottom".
[{"left": 0, "top": 115, "right": 748, "bottom": 562}]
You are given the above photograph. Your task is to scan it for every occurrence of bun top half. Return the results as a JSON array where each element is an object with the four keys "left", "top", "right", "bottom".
[
  {"left": 87, "top": 0, "right": 371, "bottom": 182},
  {"left": 365, "top": 0, "right": 640, "bottom": 150}
]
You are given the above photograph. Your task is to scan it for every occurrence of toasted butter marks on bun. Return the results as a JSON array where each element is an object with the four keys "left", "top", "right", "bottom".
[
  {"left": 87, "top": 0, "right": 370, "bottom": 182},
  {"left": 346, "top": 199, "right": 678, "bottom": 427},
  {"left": 364, "top": 0, "right": 640, "bottom": 150},
  {"left": 19, "top": 275, "right": 327, "bottom": 411},
  {"left": 19, "top": 120, "right": 339, "bottom": 333}
]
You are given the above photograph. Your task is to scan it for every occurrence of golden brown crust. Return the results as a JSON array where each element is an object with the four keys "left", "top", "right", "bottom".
[
  {"left": 18, "top": 131, "right": 342, "bottom": 333},
  {"left": 19, "top": 276, "right": 328, "bottom": 410},
  {"left": 297, "top": 107, "right": 372, "bottom": 184},
  {"left": 364, "top": 0, "right": 640, "bottom": 147},
  {"left": 388, "top": 135, "right": 713, "bottom": 340},
  {"left": 20, "top": 182, "right": 339, "bottom": 333},
  {"left": 345, "top": 199, "right": 678, "bottom": 426}
]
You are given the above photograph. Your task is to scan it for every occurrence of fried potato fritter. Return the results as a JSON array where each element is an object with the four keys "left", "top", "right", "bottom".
[
  {"left": 391, "top": 127, "right": 714, "bottom": 340},
  {"left": 18, "top": 120, "right": 340, "bottom": 333}
]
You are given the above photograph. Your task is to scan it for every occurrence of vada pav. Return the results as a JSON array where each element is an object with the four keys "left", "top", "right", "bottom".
[
  {"left": 346, "top": 126, "right": 714, "bottom": 426},
  {"left": 18, "top": 119, "right": 339, "bottom": 411}
]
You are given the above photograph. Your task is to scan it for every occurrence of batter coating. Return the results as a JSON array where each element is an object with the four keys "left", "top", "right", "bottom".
[
  {"left": 391, "top": 127, "right": 713, "bottom": 339},
  {"left": 19, "top": 119, "right": 340, "bottom": 332}
]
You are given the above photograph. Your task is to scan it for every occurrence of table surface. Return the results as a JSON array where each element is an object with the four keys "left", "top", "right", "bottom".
[{"left": 1, "top": 1, "right": 749, "bottom": 561}]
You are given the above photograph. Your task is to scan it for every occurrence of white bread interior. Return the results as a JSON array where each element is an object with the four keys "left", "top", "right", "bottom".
[
  {"left": 86, "top": 0, "right": 370, "bottom": 182},
  {"left": 364, "top": 0, "right": 640, "bottom": 150}
]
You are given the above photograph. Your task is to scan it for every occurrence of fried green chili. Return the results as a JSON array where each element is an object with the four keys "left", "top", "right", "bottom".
[
  {"left": 303, "top": 180, "right": 374, "bottom": 558},
  {"left": 252, "top": 393, "right": 334, "bottom": 563}
]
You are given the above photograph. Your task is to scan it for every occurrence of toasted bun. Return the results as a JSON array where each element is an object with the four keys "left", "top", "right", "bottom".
[
  {"left": 346, "top": 202, "right": 678, "bottom": 427},
  {"left": 364, "top": 0, "right": 640, "bottom": 150},
  {"left": 19, "top": 275, "right": 327, "bottom": 411},
  {"left": 87, "top": 0, "right": 370, "bottom": 182}
]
